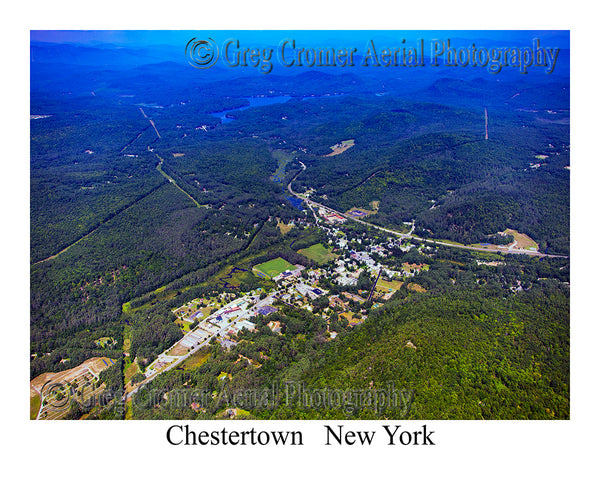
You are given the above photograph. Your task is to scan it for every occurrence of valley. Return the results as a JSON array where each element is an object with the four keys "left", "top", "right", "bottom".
[{"left": 30, "top": 32, "right": 570, "bottom": 421}]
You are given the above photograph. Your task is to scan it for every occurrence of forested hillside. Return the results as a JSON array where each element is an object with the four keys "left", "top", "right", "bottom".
[{"left": 128, "top": 252, "right": 569, "bottom": 420}]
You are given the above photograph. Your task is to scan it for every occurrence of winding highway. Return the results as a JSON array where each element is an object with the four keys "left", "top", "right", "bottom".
[
  {"left": 121, "top": 160, "right": 567, "bottom": 407},
  {"left": 287, "top": 162, "right": 568, "bottom": 259}
]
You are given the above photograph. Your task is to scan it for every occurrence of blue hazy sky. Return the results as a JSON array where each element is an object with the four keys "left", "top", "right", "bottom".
[{"left": 31, "top": 30, "right": 570, "bottom": 49}]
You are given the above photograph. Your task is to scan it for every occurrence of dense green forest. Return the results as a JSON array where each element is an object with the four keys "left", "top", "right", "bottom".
[
  {"left": 292, "top": 114, "right": 569, "bottom": 253},
  {"left": 126, "top": 250, "right": 569, "bottom": 420}
]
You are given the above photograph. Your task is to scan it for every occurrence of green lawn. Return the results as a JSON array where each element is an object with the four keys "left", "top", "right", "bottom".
[
  {"left": 297, "top": 243, "right": 338, "bottom": 265},
  {"left": 124, "top": 358, "right": 141, "bottom": 384},
  {"left": 253, "top": 257, "right": 296, "bottom": 279},
  {"left": 376, "top": 278, "right": 404, "bottom": 292},
  {"left": 180, "top": 350, "right": 211, "bottom": 371}
]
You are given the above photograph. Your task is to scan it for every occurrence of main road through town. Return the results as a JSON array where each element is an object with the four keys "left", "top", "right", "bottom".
[
  {"left": 287, "top": 162, "right": 568, "bottom": 259},
  {"left": 123, "top": 294, "right": 276, "bottom": 401}
]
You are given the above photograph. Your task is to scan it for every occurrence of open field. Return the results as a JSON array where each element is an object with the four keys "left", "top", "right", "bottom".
[
  {"left": 297, "top": 243, "right": 338, "bottom": 265},
  {"left": 432, "top": 238, "right": 467, "bottom": 246},
  {"left": 180, "top": 349, "right": 211, "bottom": 370},
  {"left": 166, "top": 342, "right": 190, "bottom": 356},
  {"left": 124, "top": 358, "right": 145, "bottom": 395},
  {"left": 376, "top": 278, "right": 404, "bottom": 292},
  {"left": 340, "top": 311, "right": 364, "bottom": 326},
  {"left": 345, "top": 207, "right": 377, "bottom": 218},
  {"left": 175, "top": 319, "right": 192, "bottom": 332},
  {"left": 214, "top": 267, "right": 257, "bottom": 288},
  {"left": 252, "top": 257, "right": 295, "bottom": 279},
  {"left": 123, "top": 286, "right": 181, "bottom": 314},
  {"left": 407, "top": 283, "right": 427, "bottom": 293},
  {"left": 469, "top": 229, "right": 538, "bottom": 252},
  {"left": 504, "top": 228, "right": 539, "bottom": 251},
  {"left": 277, "top": 219, "right": 294, "bottom": 235},
  {"left": 124, "top": 358, "right": 140, "bottom": 385},
  {"left": 325, "top": 139, "right": 355, "bottom": 156}
]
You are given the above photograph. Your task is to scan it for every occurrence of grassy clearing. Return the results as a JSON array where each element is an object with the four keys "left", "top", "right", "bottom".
[
  {"left": 205, "top": 252, "right": 272, "bottom": 288},
  {"left": 167, "top": 343, "right": 190, "bottom": 356},
  {"left": 471, "top": 251, "right": 505, "bottom": 261},
  {"left": 174, "top": 319, "right": 192, "bottom": 333},
  {"left": 180, "top": 350, "right": 211, "bottom": 370},
  {"left": 123, "top": 325, "right": 131, "bottom": 355},
  {"left": 345, "top": 206, "right": 378, "bottom": 218},
  {"left": 432, "top": 238, "right": 468, "bottom": 246},
  {"left": 376, "top": 278, "right": 404, "bottom": 292},
  {"left": 340, "top": 311, "right": 364, "bottom": 325},
  {"left": 277, "top": 219, "right": 294, "bottom": 235},
  {"left": 253, "top": 257, "right": 295, "bottom": 279},
  {"left": 504, "top": 228, "right": 539, "bottom": 251},
  {"left": 125, "top": 401, "right": 133, "bottom": 420},
  {"left": 210, "top": 266, "right": 258, "bottom": 288},
  {"left": 325, "top": 139, "right": 355, "bottom": 156},
  {"left": 124, "top": 358, "right": 140, "bottom": 384},
  {"left": 407, "top": 283, "right": 427, "bottom": 293},
  {"left": 124, "top": 287, "right": 181, "bottom": 314},
  {"left": 232, "top": 270, "right": 261, "bottom": 287},
  {"left": 297, "top": 243, "right": 338, "bottom": 265}
]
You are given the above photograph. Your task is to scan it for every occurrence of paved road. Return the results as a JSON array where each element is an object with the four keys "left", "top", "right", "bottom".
[
  {"left": 287, "top": 165, "right": 568, "bottom": 259},
  {"left": 124, "top": 163, "right": 568, "bottom": 401},
  {"left": 125, "top": 318, "right": 232, "bottom": 400},
  {"left": 124, "top": 294, "right": 277, "bottom": 401}
]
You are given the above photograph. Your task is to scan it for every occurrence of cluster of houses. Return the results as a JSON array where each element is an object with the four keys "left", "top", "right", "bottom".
[
  {"left": 271, "top": 264, "right": 329, "bottom": 308},
  {"left": 170, "top": 296, "right": 263, "bottom": 355},
  {"left": 156, "top": 222, "right": 431, "bottom": 373}
]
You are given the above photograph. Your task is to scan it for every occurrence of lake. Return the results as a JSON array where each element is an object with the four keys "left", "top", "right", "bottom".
[
  {"left": 210, "top": 94, "right": 345, "bottom": 123},
  {"left": 210, "top": 96, "right": 293, "bottom": 123}
]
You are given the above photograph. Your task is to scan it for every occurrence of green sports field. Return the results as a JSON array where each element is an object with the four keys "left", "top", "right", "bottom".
[
  {"left": 253, "top": 257, "right": 296, "bottom": 279},
  {"left": 297, "top": 243, "right": 338, "bottom": 265}
]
